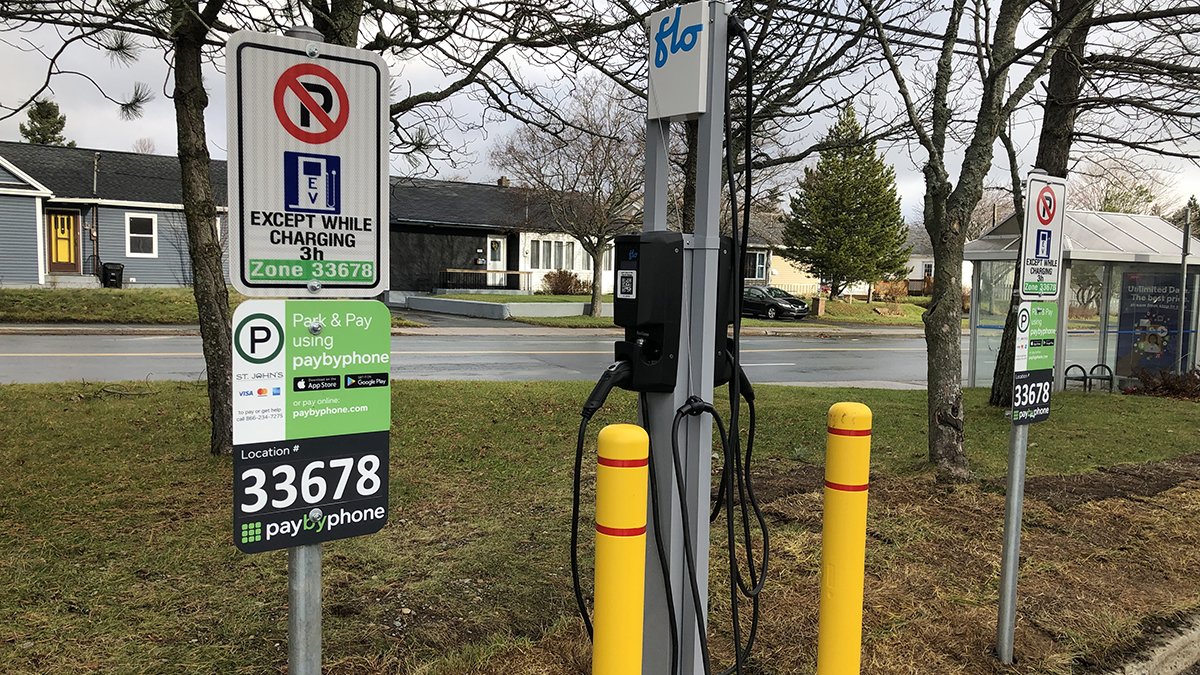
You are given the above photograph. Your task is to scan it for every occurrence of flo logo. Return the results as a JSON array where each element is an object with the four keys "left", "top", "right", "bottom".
[
  {"left": 653, "top": 5, "right": 703, "bottom": 68},
  {"left": 240, "top": 521, "right": 263, "bottom": 544}
]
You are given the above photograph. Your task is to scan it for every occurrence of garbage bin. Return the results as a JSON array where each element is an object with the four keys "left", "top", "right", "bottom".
[{"left": 101, "top": 262, "right": 125, "bottom": 289}]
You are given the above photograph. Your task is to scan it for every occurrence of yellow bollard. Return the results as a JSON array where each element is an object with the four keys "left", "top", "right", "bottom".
[
  {"left": 591, "top": 424, "right": 649, "bottom": 675},
  {"left": 817, "top": 402, "right": 873, "bottom": 675}
]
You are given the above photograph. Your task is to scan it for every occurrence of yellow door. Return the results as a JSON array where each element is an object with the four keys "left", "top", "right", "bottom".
[{"left": 47, "top": 211, "right": 79, "bottom": 273}]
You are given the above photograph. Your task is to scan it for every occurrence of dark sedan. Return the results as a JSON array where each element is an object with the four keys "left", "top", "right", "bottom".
[{"left": 742, "top": 286, "right": 810, "bottom": 320}]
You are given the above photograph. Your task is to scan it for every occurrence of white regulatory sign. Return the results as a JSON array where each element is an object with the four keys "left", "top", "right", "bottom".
[
  {"left": 1018, "top": 173, "right": 1066, "bottom": 301},
  {"left": 226, "top": 31, "right": 389, "bottom": 298}
]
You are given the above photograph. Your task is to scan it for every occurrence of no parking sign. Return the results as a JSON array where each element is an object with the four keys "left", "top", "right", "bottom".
[{"left": 226, "top": 31, "right": 389, "bottom": 298}]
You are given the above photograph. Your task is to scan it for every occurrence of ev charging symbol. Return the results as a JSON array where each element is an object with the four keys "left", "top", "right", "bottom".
[{"left": 235, "top": 313, "right": 285, "bottom": 364}]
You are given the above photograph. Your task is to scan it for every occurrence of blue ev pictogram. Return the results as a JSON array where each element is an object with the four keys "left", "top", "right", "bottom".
[
  {"left": 284, "top": 151, "right": 341, "bottom": 214},
  {"left": 653, "top": 6, "right": 703, "bottom": 68}
]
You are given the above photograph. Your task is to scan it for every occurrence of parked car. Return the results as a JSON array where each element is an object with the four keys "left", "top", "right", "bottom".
[{"left": 742, "top": 286, "right": 810, "bottom": 320}]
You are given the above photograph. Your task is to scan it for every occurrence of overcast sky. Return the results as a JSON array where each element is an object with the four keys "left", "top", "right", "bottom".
[{"left": 1, "top": 30, "right": 1196, "bottom": 223}]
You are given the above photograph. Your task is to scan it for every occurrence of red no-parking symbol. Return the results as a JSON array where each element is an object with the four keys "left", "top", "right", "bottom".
[
  {"left": 273, "top": 63, "right": 349, "bottom": 144},
  {"left": 1036, "top": 185, "right": 1056, "bottom": 226}
]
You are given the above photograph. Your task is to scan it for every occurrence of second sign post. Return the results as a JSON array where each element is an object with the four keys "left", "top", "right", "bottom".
[{"left": 226, "top": 27, "right": 392, "bottom": 675}]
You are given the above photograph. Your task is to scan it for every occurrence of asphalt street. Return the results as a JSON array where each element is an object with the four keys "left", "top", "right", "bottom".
[{"left": 0, "top": 332, "right": 957, "bottom": 388}]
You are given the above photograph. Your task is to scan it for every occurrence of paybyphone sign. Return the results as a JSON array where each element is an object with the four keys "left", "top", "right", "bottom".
[
  {"left": 231, "top": 299, "right": 391, "bottom": 552},
  {"left": 226, "top": 31, "right": 389, "bottom": 297},
  {"left": 1019, "top": 173, "right": 1066, "bottom": 301}
]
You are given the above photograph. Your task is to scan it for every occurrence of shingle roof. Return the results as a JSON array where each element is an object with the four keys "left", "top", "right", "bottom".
[
  {"left": 0, "top": 140, "right": 581, "bottom": 233},
  {"left": 387, "top": 176, "right": 543, "bottom": 230},
  {"left": 906, "top": 226, "right": 933, "bottom": 255},
  {"left": 965, "top": 210, "right": 1200, "bottom": 265},
  {"left": 0, "top": 140, "right": 227, "bottom": 205}
]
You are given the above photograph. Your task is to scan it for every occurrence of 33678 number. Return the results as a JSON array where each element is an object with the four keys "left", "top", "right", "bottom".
[
  {"left": 1013, "top": 381, "right": 1050, "bottom": 407},
  {"left": 239, "top": 455, "right": 381, "bottom": 513}
]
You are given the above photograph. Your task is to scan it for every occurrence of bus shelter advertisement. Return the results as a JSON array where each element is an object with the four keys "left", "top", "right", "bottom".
[
  {"left": 1115, "top": 272, "right": 1191, "bottom": 377},
  {"left": 231, "top": 299, "right": 391, "bottom": 553}
]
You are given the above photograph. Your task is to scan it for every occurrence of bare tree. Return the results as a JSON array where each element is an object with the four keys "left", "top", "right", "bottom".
[
  {"left": 491, "top": 78, "right": 643, "bottom": 316},
  {"left": 130, "top": 137, "right": 156, "bottom": 154},
  {"left": 860, "top": 0, "right": 1093, "bottom": 481},
  {"left": 1068, "top": 157, "right": 1180, "bottom": 215}
]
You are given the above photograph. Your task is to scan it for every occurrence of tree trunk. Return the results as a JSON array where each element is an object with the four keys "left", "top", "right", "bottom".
[
  {"left": 988, "top": 0, "right": 1093, "bottom": 407},
  {"left": 589, "top": 248, "right": 604, "bottom": 318},
  {"left": 681, "top": 120, "right": 698, "bottom": 233},
  {"left": 925, "top": 177, "right": 971, "bottom": 481},
  {"left": 315, "top": 0, "right": 364, "bottom": 47},
  {"left": 173, "top": 2, "right": 232, "bottom": 456}
]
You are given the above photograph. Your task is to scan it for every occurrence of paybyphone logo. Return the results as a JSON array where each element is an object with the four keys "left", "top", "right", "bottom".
[{"left": 653, "top": 6, "right": 703, "bottom": 68}]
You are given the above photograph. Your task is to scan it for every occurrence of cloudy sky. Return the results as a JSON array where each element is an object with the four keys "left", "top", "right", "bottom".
[{"left": 1, "top": 29, "right": 1196, "bottom": 222}]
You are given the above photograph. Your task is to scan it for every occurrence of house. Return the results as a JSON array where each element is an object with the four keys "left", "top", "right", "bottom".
[
  {"left": 905, "top": 226, "right": 935, "bottom": 294},
  {"left": 0, "top": 141, "right": 779, "bottom": 297},
  {"left": 0, "top": 140, "right": 228, "bottom": 288},
  {"left": 387, "top": 176, "right": 618, "bottom": 296}
]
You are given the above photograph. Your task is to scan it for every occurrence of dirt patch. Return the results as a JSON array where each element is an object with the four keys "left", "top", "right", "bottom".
[{"left": 1020, "top": 454, "right": 1200, "bottom": 510}]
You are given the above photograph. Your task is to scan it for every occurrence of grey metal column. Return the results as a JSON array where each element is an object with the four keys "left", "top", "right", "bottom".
[
  {"left": 1053, "top": 264, "right": 1071, "bottom": 392},
  {"left": 968, "top": 262, "right": 981, "bottom": 387},
  {"left": 641, "top": 3, "right": 727, "bottom": 673},
  {"left": 1098, "top": 263, "right": 1111, "bottom": 367},
  {"left": 289, "top": 543, "right": 322, "bottom": 675},
  {"left": 641, "top": 112, "right": 689, "bottom": 675},
  {"left": 1177, "top": 207, "right": 1191, "bottom": 374},
  {"left": 996, "top": 422, "right": 1029, "bottom": 664}
]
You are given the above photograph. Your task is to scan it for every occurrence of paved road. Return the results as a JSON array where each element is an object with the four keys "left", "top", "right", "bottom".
[{"left": 0, "top": 332, "right": 958, "bottom": 388}]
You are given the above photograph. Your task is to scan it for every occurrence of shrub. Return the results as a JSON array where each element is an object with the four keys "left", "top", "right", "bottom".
[
  {"left": 1125, "top": 369, "right": 1200, "bottom": 401},
  {"left": 541, "top": 269, "right": 591, "bottom": 295},
  {"left": 874, "top": 280, "right": 909, "bottom": 302}
]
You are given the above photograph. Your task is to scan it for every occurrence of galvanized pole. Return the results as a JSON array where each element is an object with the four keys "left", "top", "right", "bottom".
[
  {"left": 1177, "top": 206, "right": 1191, "bottom": 375},
  {"left": 996, "top": 422, "right": 1029, "bottom": 664},
  {"left": 289, "top": 543, "right": 322, "bottom": 675},
  {"left": 282, "top": 24, "right": 326, "bottom": 675}
]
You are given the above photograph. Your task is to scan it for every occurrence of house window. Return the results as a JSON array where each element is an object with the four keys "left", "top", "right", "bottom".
[
  {"left": 604, "top": 246, "right": 613, "bottom": 271},
  {"left": 530, "top": 239, "right": 540, "bottom": 268},
  {"left": 542, "top": 241, "right": 552, "bottom": 270},
  {"left": 126, "top": 213, "right": 157, "bottom": 257},
  {"left": 554, "top": 241, "right": 564, "bottom": 269},
  {"left": 922, "top": 262, "right": 934, "bottom": 278},
  {"left": 565, "top": 242, "right": 575, "bottom": 269},
  {"left": 744, "top": 251, "right": 767, "bottom": 280}
]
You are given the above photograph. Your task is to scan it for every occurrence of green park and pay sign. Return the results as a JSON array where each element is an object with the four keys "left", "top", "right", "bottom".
[
  {"left": 231, "top": 299, "right": 391, "bottom": 553},
  {"left": 1012, "top": 301, "right": 1057, "bottom": 425}
]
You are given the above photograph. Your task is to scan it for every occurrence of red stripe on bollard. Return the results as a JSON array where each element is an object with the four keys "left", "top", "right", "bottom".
[
  {"left": 824, "top": 480, "right": 869, "bottom": 492},
  {"left": 596, "top": 524, "right": 647, "bottom": 537},
  {"left": 597, "top": 456, "right": 650, "bottom": 468},
  {"left": 827, "top": 427, "right": 872, "bottom": 437}
]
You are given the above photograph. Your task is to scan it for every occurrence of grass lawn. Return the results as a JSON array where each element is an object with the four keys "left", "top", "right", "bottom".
[
  {"left": 1, "top": 382, "right": 1197, "bottom": 673},
  {"left": 513, "top": 301, "right": 933, "bottom": 329},
  {"left": 0, "top": 288, "right": 424, "bottom": 327},
  {"left": 438, "top": 293, "right": 613, "bottom": 304}
]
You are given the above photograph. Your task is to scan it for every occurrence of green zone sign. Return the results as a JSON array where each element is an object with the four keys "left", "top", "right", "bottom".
[
  {"left": 1012, "top": 301, "right": 1057, "bottom": 425},
  {"left": 232, "top": 299, "right": 391, "bottom": 553}
]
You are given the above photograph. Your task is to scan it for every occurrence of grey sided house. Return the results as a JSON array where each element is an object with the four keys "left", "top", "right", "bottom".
[{"left": 0, "top": 140, "right": 228, "bottom": 288}]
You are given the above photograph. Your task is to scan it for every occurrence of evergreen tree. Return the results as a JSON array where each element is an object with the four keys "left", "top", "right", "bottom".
[
  {"left": 18, "top": 99, "right": 75, "bottom": 147},
  {"left": 780, "top": 105, "right": 909, "bottom": 297}
]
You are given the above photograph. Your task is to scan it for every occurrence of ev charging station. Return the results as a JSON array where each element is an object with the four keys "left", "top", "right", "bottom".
[
  {"left": 573, "top": 2, "right": 776, "bottom": 674},
  {"left": 640, "top": 2, "right": 728, "bottom": 673}
]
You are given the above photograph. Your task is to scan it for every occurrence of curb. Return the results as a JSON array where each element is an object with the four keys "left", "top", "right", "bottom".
[
  {"left": 1107, "top": 614, "right": 1200, "bottom": 675},
  {"left": 0, "top": 324, "right": 201, "bottom": 336}
]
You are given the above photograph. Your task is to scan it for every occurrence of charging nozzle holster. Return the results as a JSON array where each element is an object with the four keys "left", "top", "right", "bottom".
[{"left": 613, "top": 232, "right": 684, "bottom": 393}]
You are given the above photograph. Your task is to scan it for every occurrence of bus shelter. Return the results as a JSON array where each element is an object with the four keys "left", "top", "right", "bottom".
[{"left": 965, "top": 210, "right": 1199, "bottom": 390}]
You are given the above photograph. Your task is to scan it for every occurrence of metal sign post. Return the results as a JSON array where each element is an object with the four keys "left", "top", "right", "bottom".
[
  {"left": 227, "top": 28, "right": 391, "bottom": 675},
  {"left": 641, "top": 2, "right": 726, "bottom": 674},
  {"left": 997, "top": 170, "right": 1066, "bottom": 664}
]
